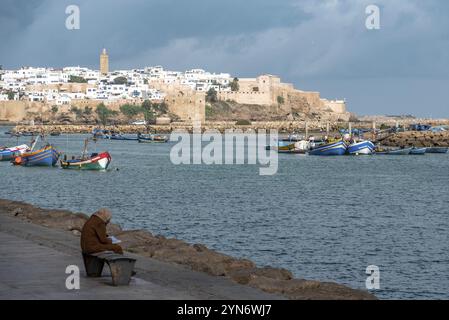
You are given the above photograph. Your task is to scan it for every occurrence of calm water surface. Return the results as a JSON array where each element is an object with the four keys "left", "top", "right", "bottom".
[{"left": 1, "top": 126, "right": 448, "bottom": 299}]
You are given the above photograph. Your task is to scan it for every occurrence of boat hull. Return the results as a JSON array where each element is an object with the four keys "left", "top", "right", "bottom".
[
  {"left": 61, "top": 152, "right": 111, "bottom": 170},
  {"left": 410, "top": 148, "right": 427, "bottom": 155},
  {"left": 137, "top": 134, "right": 169, "bottom": 143},
  {"left": 16, "top": 146, "right": 59, "bottom": 166},
  {"left": 426, "top": 147, "right": 448, "bottom": 154},
  {"left": 108, "top": 135, "right": 138, "bottom": 141},
  {"left": 376, "top": 147, "right": 413, "bottom": 155},
  {"left": 0, "top": 144, "right": 29, "bottom": 161},
  {"left": 347, "top": 141, "right": 375, "bottom": 155},
  {"left": 138, "top": 138, "right": 168, "bottom": 143},
  {"left": 309, "top": 141, "right": 347, "bottom": 156}
]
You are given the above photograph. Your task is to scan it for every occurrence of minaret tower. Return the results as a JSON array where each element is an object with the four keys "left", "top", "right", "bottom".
[{"left": 100, "top": 48, "right": 109, "bottom": 75}]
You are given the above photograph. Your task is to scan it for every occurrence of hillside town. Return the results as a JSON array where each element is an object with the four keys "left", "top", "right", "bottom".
[
  {"left": 0, "top": 49, "right": 233, "bottom": 103},
  {"left": 0, "top": 49, "right": 349, "bottom": 124}
]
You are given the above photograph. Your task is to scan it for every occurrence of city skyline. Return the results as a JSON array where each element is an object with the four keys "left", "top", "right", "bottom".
[{"left": 1, "top": 0, "right": 449, "bottom": 117}]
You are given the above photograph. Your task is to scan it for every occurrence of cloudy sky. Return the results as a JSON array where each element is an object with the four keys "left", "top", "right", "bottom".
[{"left": 1, "top": 0, "right": 448, "bottom": 117}]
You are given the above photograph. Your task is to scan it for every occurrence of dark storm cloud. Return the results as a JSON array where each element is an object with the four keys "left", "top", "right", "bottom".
[{"left": 1, "top": 0, "right": 449, "bottom": 116}]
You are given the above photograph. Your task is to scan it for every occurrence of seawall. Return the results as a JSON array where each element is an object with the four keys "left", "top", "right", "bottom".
[{"left": 0, "top": 198, "right": 376, "bottom": 300}]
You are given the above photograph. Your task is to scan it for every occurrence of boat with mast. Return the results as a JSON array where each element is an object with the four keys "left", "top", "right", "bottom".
[
  {"left": 12, "top": 135, "right": 59, "bottom": 167},
  {"left": 60, "top": 138, "right": 111, "bottom": 170}
]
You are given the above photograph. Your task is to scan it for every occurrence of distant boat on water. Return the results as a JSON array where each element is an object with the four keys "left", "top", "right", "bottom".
[
  {"left": 409, "top": 147, "right": 427, "bottom": 155},
  {"left": 426, "top": 147, "right": 448, "bottom": 154},
  {"left": 347, "top": 140, "right": 375, "bottom": 155},
  {"left": 137, "top": 133, "right": 169, "bottom": 143},
  {"left": 375, "top": 147, "right": 413, "bottom": 155},
  {"left": 309, "top": 140, "right": 347, "bottom": 156},
  {"left": 107, "top": 134, "right": 138, "bottom": 141}
]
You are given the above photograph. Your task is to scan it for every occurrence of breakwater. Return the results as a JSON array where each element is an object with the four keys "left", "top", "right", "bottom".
[{"left": 0, "top": 198, "right": 375, "bottom": 300}]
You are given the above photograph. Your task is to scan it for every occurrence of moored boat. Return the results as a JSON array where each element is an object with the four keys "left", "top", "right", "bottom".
[
  {"left": 425, "top": 147, "right": 448, "bottom": 154},
  {"left": 409, "top": 147, "right": 427, "bottom": 155},
  {"left": 12, "top": 145, "right": 59, "bottom": 166},
  {"left": 108, "top": 133, "right": 138, "bottom": 141},
  {"left": 60, "top": 152, "right": 111, "bottom": 170},
  {"left": 347, "top": 140, "right": 375, "bottom": 155},
  {"left": 308, "top": 140, "right": 347, "bottom": 156},
  {"left": 137, "top": 133, "right": 169, "bottom": 143},
  {"left": 0, "top": 144, "right": 29, "bottom": 161},
  {"left": 375, "top": 147, "right": 413, "bottom": 155}
]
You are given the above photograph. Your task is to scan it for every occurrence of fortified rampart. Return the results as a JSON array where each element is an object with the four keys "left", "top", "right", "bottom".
[{"left": 217, "top": 75, "right": 347, "bottom": 116}]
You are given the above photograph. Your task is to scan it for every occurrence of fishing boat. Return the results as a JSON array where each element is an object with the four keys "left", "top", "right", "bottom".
[
  {"left": 375, "top": 147, "right": 413, "bottom": 155},
  {"left": 60, "top": 138, "right": 111, "bottom": 170},
  {"left": 12, "top": 145, "right": 59, "bottom": 166},
  {"left": 347, "top": 140, "right": 375, "bottom": 155},
  {"left": 276, "top": 140, "right": 309, "bottom": 154},
  {"left": 409, "top": 147, "right": 427, "bottom": 155},
  {"left": 107, "top": 133, "right": 138, "bottom": 141},
  {"left": 0, "top": 144, "right": 29, "bottom": 161},
  {"left": 137, "top": 133, "right": 169, "bottom": 143},
  {"left": 60, "top": 152, "right": 112, "bottom": 170},
  {"left": 21, "top": 132, "right": 37, "bottom": 137},
  {"left": 425, "top": 147, "right": 448, "bottom": 154},
  {"left": 308, "top": 140, "right": 347, "bottom": 156}
]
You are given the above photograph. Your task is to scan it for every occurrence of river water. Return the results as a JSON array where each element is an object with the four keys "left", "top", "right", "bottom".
[{"left": 1, "top": 126, "right": 448, "bottom": 299}]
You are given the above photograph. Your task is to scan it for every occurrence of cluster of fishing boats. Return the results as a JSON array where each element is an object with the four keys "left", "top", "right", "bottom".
[
  {"left": 1, "top": 135, "right": 112, "bottom": 170},
  {"left": 1, "top": 128, "right": 170, "bottom": 171},
  {"left": 270, "top": 136, "right": 448, "bottom": 156},
  {"left": 92, "top": 129, "right": 169, "bottom": 143}
]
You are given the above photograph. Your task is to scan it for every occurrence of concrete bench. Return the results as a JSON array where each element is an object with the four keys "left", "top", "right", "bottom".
[{"left": 82, "top": 252, "right": 136, "bottom": 286}]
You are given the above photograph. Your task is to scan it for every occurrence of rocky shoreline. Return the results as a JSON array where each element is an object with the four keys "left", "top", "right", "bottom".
[
  {"left": 0, "top": 198, "right": 375, "bottom": 300},
  {"left": 11, "top": 119, "right": 449, "bottom": 135},
  {"left": 380, "top": 131, "right": 449, "bottom": 147},
  {"left": 9, "top": 123, "right": 449, "bottom": 148}
]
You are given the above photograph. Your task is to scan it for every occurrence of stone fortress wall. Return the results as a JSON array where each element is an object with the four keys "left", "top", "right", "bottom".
[
  {"left": 1, "top": 75, "right": 344, "bottom": 124},
  {"left": 217, "top": 75, "right": 347, "bottom": 116}
]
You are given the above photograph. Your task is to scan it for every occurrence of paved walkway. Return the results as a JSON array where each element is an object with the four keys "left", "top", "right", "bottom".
[{"left": 0, "top": 215, "right": 282, "bottom": 300}]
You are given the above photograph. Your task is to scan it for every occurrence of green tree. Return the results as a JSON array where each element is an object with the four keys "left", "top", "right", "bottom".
[
  {"left": 83, "top": 106, "right": 92, "bottom": 116},
  {"left": 120, "top": 104, "right": 143, "bottom": 120},
  {"left": 277, "top": 95, "right": 285, "bottom": 105},
  {"left": 230, "top": 77, "right": 239, "bottom": 92},
  {"left": 7, "top": 90, "right": 15, "bottom": 100},
  {"left": 51, "top": 105, "right": 58, "bottom": 114},
  {"left": 153, "top": 101, "right": 168, "bottom": 114},
  {"left": 71, "top": 106, "right": 83, "bottom": 121},
  {"left": 68, "top": 75, "right": 87, "bottom": 83},
  {"left": 206, "top": 88, "right": 218, "bottom": 103},
  {"left": 113, "top": 76, "right": 128, "bottom": 85},
  {"left": 96, "top": 103, "right": 116, "bottom": 126},
  {"left": 141, "top": 100, "right": 155, "bottom": 124}
]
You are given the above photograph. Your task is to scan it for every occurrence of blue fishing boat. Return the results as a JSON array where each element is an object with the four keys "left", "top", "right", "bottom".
[
  {"left": 12, "top": 145, "right": 59, "bottom": 167},
  {"left": 0, "top": 144, "right": 29, "bottom": 161},
  {"left": 347, "top": 140, "right": 375, "bottom": 155},
  {"left": 375, "top": 147, "right": 413, "bottom": 155},
  {"left": 409, "top": 147, "right": 427, "bottom": 155},
  {"left": 425, "top": 147, "right": 448, "bottom": 154},
  {"left": 308, "top": 140, "right": 347, "bottom": 156}
]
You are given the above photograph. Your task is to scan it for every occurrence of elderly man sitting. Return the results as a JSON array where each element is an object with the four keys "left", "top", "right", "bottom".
[{"left": 81, "top": 208, "right": 123, "bottom": 255}]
